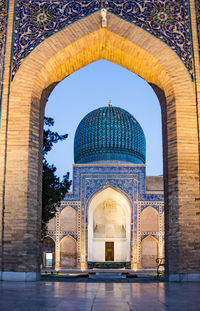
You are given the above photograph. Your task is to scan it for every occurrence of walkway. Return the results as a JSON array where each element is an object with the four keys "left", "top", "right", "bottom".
[{"left": 0, "top": 281, "right": 200, "bottom": 310}]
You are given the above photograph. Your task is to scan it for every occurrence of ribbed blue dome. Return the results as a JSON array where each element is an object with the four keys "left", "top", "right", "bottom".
[{"left": 74, "top": 106, "right": 146, "bottom": 164}]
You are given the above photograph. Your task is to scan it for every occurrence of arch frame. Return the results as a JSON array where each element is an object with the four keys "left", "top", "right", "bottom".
[
  {"left": 59, "top": 235, "right": 77, "bottom": 269},
  {"left": 140, "top": 235, "right": 159, "bottom": 269},
  {"left": 87, "top": 186, "right": 132, "bottom": 265},
  {"left": 0, "top": 11, "right": 199, "bottom": 280}
]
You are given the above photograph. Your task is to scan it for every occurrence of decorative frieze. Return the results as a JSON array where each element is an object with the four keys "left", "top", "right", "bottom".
[
  {"left": 12, "top": 0, "right": 193, "bottom": 79},
  {"left": 195, "top": 0, "right": 200, "bottom": 55},
  {"left": 0, "top": 0, "right": 8, "bottom": 100}
]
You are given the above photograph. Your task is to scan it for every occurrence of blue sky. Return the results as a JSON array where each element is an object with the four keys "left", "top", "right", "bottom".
[{"left": 45, "top": 59, "right": 163, "bottom": 180}]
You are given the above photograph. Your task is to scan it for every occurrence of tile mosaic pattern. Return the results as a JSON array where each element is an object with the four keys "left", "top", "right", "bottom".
[
  {"left": 196, "top": 0, "right": 200, "bottom": 55},
  {"left": 140, "top": 193, "right": 164, "bottom": 201},
  {"left": 65, "top": 165, "right": 146, "bottom": 201},
  {"left": 74, "top": 106, "right": 146, "bottom": 165},
  {"left": 12, "top": 0, "right": 193, "bottom": 79},
  {"left": 0, "top": 0, "right": 8, "bottom": 101},
  {"left": 64, "top": 164, "right": 163, "bottom": 265},
  {"left": 141, "top": 204, "right": 161, "bottom": 212}
]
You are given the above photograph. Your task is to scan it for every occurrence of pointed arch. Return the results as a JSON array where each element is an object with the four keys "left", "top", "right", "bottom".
[
  {"left": 60, "top": 235, "right": 77, "bottom": 268},
  {"left": 141, "top": 235, "right": 158, "bottom": 269},
  {"left": 60, "top": 206, "right": 77, "bottom": 232},
  {"left": 0, "top": 11, "right": 199, "bottom": 277},
  {"left": 42, "top": 235, "right": 55, "bottom": 251},
  {"left": 87, "top": 186, "right": 131, "bottom": 263},
  {"left": 141, "top": 206, "right": 159, "bottom": 232},
  {"left": 42, "top": 236, "right": 55, "bottom": 268},
  {"left": 87, "top": 184, "right": 132, "bottom": 210}
]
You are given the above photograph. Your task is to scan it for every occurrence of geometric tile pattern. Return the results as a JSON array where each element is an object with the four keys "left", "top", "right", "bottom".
[
  {"left": 63, "top": 164, "right": 164, "bottom": 267},
  {"left": 0, "top": 0, "right": 8, "bottom": 100},
  {"left": 74, "top": 106, "right": 146, "bottom": 165},
  {"left": 12, "top": 0, "right": 193, "bottom": 79},
  {"left": 195, "top": 0, "right": 200, "bottom": 57}
]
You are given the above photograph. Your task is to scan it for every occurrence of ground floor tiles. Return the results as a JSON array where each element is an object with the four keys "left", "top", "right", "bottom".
[{"left": 0, "top": 281, "right": 200, "bottom": 310}]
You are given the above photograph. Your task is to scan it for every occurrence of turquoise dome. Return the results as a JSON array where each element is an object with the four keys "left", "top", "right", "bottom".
[{"left": 74, "top": 106, "right": 146, "bottom": 164}]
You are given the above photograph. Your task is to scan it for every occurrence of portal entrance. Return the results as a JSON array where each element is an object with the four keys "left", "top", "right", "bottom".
[
  {"left": 88, "top": 187, "right": 131, "bottom": 264},
  {"left": 105, "top": 242, "right": 114, "bottom": 262},
  {"left": 0, "top": 3, "right": 200, "bottom": 280}
]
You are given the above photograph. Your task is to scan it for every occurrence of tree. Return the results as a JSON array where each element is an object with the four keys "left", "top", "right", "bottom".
[{"left": 42, "top": 117, "right": 71, "bottom": 238}]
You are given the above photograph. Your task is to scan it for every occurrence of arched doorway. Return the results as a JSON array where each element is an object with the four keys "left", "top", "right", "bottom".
[
  {"left": 42, "top": 236, "right": 55, "bottom": 269},
  {"left": 88, "top": 187, "right": 131, "bottom": 268},
  {"left": 141, "top": 236, "right": 158, "bottom": 269},
  {"left": 60, "top": 236, "right": 77, "bottom": 269},
  {"left": 0, "top": 8, "right": 199, "bottom": 280}
]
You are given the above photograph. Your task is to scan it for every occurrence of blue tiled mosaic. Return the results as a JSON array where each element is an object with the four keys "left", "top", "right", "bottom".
[
  {"left": 0, "top": 0, "right": 9, "bottom": 102},
  {"left": 64, "top": 163, "right": 163, "bottom": 260},
  {"left": 74, "top": 106, "right": 146, "bottom": 165},
  {"left": 139, "top": 193, "right": 164, "bottom": 201},
  {"left": 65, "top": 164, "right": 147, "bottom": 201},
  {"left": 141, "top": 234, "right": 159, "bottom": 241},
  {"left": 12, "top": 0, "right": 193, "bottom": 79},
  {"left": 60, "top": 203, "right": 79, "bottom": 212},
  {"left": 195, "top": 0, "right": 200, "bottom": 57},
  {"left": 64, "top": 164, "right": 163, "bottom": 221},
  {"left": 60, "top": 233, "right": 77, "bottom": 241},
  {"left": 141, "top": 204, "right": 160, "bottom": 212}
]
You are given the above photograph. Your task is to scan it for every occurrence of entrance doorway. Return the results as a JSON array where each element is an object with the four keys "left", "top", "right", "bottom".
[{"left": 105, "top": 242, "right": 114, "bottom": 261}]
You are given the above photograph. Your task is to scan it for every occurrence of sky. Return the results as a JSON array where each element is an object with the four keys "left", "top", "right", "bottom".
[{"left": 45, "top": 59, "right": 163, "bottom": 181}]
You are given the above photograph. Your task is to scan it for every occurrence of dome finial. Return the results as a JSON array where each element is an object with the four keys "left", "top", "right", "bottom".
[{"left": 108, "top": 99, "right": 112, "bottom": 107}]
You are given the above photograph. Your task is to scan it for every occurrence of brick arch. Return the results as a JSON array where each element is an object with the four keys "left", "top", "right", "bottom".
[
  {"left": 42, "top": 236, "right": 55, "bottom": 268},
  {"left": 42, "top": 236, "right": 55, "bottom": 252},
  {"left": 60, "top": 206, "right": 77, "bottom": 232},
  {"left": 141, "top": 206, "right": 159, "bottom": 232},
  {"left": 60, "top": 235, "right": 77, "bottom": 268},
  {"left": 0, "top": 11, "right": 199, "bottom": 279},
  {"left": 141, "top": 235, "right": 158, "bottom": 269}
]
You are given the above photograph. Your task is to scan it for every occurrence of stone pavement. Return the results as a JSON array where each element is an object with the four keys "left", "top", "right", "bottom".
[{"left": 0, "top": 281, "right": 200, "bottom": 311}]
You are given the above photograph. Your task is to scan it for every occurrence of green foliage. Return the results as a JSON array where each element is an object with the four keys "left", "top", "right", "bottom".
[{"left": 42, "top": 117, "right": 71, "bottom": 238}]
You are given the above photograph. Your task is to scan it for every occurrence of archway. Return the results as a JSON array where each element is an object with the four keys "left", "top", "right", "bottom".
[
  {"left": 141, "top": 207, "right": 159, "bottom": 232},
  {"left": 141, "top": 236, "right": 158, "bottom": 269},
  {"left": 0, "top": 11, "right": 199, "bottom": 280},
  {"left": 87, "top": 187, "right": 131, "bottom": 267},
  {"left": 60, "top": 236, "right": 77, "bottom": 269},
  {"left": 60, "top": 206, "right": 77, "bottom": 232},
  {"left": 42, "top": 236, "right": 55, "bottom": 269}
]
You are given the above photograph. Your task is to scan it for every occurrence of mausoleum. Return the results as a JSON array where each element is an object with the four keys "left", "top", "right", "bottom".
[{"left": 43, "top": 105, "right": 164, "bottom": 270}]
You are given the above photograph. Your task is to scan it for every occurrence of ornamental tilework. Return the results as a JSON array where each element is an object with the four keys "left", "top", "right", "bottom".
[
  {"left": 12, "top": 0, "right": 99, "bottom": 78},
  {"left": 0, "top": 0, "right": 8, "bottom": 100},
  {"left": 60, "top": 233, "right": 77, "bottom": 241},
  {"left": 59, "top": 202, "right": 80, "bottom": 212},
  {"left": 52, "top": 163, "right": 163, "bottom": 268},
  {"left": 74, "top": 106, "right": 146, "bottom": 164},
  {"left": 139, "top": 193, "right": 164, "bottom": 201},
  {"left": 196, "top": 0, "right": 200, "bottom": 55},
  {"left": 141, "top": 234, "right": 159, "bottom": 241},
  {"left": 141, "top": 204, "right": 160, "bottom": 212},
  {"left": 103, "top": 0, "right": 193, "bottom": 78},
  {"left": 12, "top": 0, "right": 193, "bottom": 79},
  {"left": 64, "top": 165, "right": 146, "bottom": 201},
  {"left": 83, "top": 175, "right": 138, "bottom": 205}
]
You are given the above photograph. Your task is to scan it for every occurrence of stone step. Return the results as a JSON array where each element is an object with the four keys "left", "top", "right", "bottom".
[{"left": 88, "top": 272, "right": 126, "bottom": 279}]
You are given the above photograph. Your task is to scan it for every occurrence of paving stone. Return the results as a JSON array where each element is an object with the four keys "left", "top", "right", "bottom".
[{"left": 0, "top": 281, "right": 200, "bottom": 311}]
